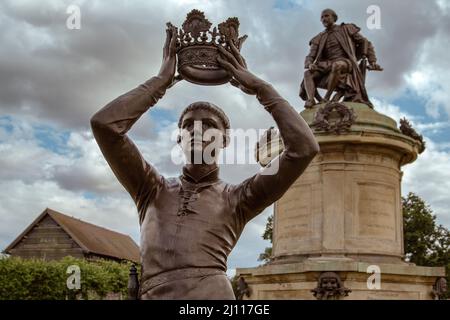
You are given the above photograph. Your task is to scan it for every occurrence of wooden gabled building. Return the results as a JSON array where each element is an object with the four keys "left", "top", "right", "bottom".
[{"left": 3, "top": 208, "right": 139, "bottom": 263}]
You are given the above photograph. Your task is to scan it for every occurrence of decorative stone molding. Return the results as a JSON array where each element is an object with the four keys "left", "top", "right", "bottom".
[
  {"left": 311, "top": 102, "right": 356, "bottom": 134},
  {"left": 399, "top": 117, "right": 426, "bottom": 153}
]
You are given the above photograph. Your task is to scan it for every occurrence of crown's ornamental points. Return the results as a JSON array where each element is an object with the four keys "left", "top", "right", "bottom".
[{"left": 171, "top": 9, "right": 247, "bottom": 86}]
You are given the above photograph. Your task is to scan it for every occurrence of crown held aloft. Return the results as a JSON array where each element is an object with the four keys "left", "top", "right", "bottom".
[{"left": 168, "top": 9, "right": 248, "bottom": 86}]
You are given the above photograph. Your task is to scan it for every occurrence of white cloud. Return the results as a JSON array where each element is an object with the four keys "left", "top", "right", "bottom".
[
  {"left": 371, "top": 97, "right": 416, "bottom": 122},
  {"left": 403, "top": 138, "right": 450, "bottom": 227},
  {"left": 404, "top": 29, "right": 450, "bottom": 119}
]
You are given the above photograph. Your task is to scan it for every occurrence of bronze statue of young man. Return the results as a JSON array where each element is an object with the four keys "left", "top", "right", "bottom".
[
  {"left": 299, "top": 8, "right": 382, "bottom": 108},
  {"left": 91, "top": 25, "right": 319, "bottom": 299}
]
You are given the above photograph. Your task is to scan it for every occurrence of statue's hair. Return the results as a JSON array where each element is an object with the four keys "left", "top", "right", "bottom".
[
  {"left": 319, "top": 272, "right": 342, "bottom": 288},
  {"left": 178, "top": 101, "right": 230, "bottom": 131},
  {"left": 322, "top": 8, "right": 338, "bottom": 22}
]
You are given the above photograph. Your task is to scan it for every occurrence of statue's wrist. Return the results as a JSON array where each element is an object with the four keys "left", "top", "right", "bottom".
[
  {"left": 141, "top": 76, "right": 169, "bottom": 104},
  {"left": 155, "top": 74, "right": 172, "bottom": 88},
  {"left": 255, "top": 82, "right": 284, "bottom": 112},
  {"left": 255, "top": 81, "right": 273, "bottom": 98}
]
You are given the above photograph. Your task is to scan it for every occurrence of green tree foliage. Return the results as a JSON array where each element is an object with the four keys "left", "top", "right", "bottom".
[
  {"left": 262, "top": 215, "right": 273, "bottom": 243},
  {"left": 258, "top": 215, "right": 273, "bottom": 264},
  {"left": 403, "top": 192, "right": 449, "bottom": 298},
  {"left": 0, "top": 256, "right": 133, "bottom": 300},
  {"left": 258, "top": 247, "right": 272, "bottom": 264},
  {"left": 403, "top": 192, "right": 439, "bottom": 264}
]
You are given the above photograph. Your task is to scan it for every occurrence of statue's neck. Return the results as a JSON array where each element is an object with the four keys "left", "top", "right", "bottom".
[
  {"left": 326, "top": 24, "right": 336, "bottom": 31},
  {"left": 183, "top": 163, "right": 219, "bottom": 183}
]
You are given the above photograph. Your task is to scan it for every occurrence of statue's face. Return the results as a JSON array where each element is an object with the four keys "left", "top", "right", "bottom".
[
  {"left": 179, "top": 109, "right": 226, "bottom": 164},
  {"left": 321, "top": 10, "right": 336, "bottom": 28},
  {"left": 321, "top": 277, "right": 338, "bottom": 291}
]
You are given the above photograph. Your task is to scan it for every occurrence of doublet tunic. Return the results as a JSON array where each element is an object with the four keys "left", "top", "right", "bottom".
[
  {"left": 91, "top": 76, "right": 316, "bottom": 299},
  {"left": 323, "top": 30, "right": 347, "bottom": 62}
]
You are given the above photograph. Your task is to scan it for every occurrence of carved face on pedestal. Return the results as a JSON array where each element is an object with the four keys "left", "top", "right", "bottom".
[
  {"left": 436, "top": 278, "right": 447, "bottom": 293},
  {"left": 321, "top": 276, "right": 339, "bottom": 292}
]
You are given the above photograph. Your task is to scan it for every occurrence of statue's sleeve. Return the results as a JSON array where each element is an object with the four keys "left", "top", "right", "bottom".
[
  {"left": 305, "top": 35, "right": 321, "bottom": 68},
  {"left": 344, "top": 23, "right": 361, "bottom": 36},
  {"left": 365, "top": 40, "right": 378, "bottom": 64},
  {"left": 90, "top": 77, "right": 167, "bottom": 215},
  {"left": 347, "top": 24, "right": 378, "bottom": 64},
  {"left": 232, "top": 84, "right": 319, "bottom": 224}
]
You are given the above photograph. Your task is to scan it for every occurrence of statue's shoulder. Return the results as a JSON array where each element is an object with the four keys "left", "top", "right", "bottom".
[
  {"left": 340, "top": 22, "right": 361, "bottom": 35},
  {"left": 164, "top": 176, "right": 181, "bottom": 188},
  {"left": 309, "top": 31, "right": 325, "bottom": 45}
]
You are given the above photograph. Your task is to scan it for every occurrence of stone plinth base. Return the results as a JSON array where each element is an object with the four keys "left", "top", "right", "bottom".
[
  {"left": 236, "top": 259, "right": 445, "bottom": 300},
  {"left": 269, "top": 103, "right": 424, "bottom": 264},
  {"left": 246, "top": 102, "right": 446, "bottom": 300}
]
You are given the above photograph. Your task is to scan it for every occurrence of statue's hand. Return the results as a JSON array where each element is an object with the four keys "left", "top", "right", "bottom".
[
  {"left": 217, "top": 41, "right": 266, "bottom": 95},
  {"left": 158, "top": 23, "right": 182, "bottom": 88},
  {"left": 308, "top": 63, "right": 319, "bottom": 72},
  {"left": 368, "top": 63, "right": 383, "bottom": 71}
]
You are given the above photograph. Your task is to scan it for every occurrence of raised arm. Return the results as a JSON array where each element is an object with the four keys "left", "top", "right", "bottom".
[
  {"left": 90, "top": 24, "right": 179, "bottom": 213},
  {"left": 217, "top": 42, "right": 320, "bottom": 223}
]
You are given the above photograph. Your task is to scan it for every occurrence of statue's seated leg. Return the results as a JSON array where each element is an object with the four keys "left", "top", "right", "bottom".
[
  {"left": 332, "top": 90, "right": 345, "bottom": 102},
  {"left": 324, "top": 61, "right": 349, "bottom": 102},
  {"left": 304, "top": 70, "right": 324, "bottom": 108}
]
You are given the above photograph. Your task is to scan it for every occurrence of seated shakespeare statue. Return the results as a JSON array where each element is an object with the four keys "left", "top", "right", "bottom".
[
  {"left": 299, "top": 8, "right": 382, "bottom": 108},
  {"left": 91, "top": 24, "right": 319, "bottom": 299}
]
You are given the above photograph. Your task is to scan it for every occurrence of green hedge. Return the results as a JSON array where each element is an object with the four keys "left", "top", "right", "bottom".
[{"left": 0, "top": 256, "right": 133, "bottom": 300}]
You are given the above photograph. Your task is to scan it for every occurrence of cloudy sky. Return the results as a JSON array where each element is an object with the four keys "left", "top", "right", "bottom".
[{"left": 1, "top": 0, "right": 450, "bottom": 274}]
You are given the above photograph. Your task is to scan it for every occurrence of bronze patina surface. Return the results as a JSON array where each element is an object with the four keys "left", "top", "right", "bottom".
[
  {"left": 175, "top": 10, "right": 247, "bottom": 86},
  {"left": 91, "top": 15, "right": 319, "bottom": 299},
  {"left": 299, "top": 9, "right": 383, "bottom": 108}
]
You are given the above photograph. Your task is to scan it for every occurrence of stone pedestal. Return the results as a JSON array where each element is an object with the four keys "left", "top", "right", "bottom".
[{"left": 237, "top": 102, "right": 445, "bottom": 300}]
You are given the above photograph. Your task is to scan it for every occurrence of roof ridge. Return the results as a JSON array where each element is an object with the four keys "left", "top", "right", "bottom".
[
  {"left": 46, "top": 208, "right": 131, "bottom": 238},
  {"left": 3, "top": 208, "right": 49, "bottom": 253},
  {"left": 4, "top": 208, "right": 139, "bottom": 263}
]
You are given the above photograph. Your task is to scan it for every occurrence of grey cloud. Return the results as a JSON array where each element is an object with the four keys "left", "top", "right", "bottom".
[{"left": 2, "top": 0, "right": 448, "bottom": 131}]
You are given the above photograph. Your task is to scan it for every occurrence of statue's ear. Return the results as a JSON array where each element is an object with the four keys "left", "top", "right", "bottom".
[
  {"left": 222, "top": 134, "right": 230, "bottom": 148},
  {"left": 177, "top": 135, "right": 181, "bottom": 144}
]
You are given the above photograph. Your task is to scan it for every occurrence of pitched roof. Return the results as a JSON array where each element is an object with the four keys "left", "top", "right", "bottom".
[{"left": 4, "top": 208, "right": 140, "bottom": 263}]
